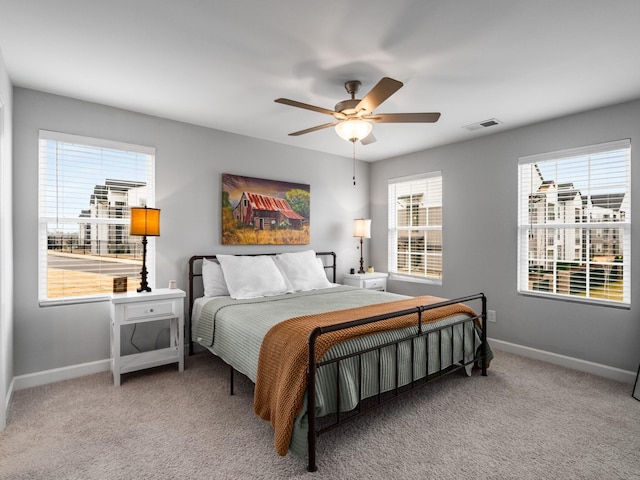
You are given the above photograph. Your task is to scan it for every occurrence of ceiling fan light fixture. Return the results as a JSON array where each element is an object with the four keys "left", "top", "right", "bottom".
[{"left": 335, "top": 119, "right": 373, "bottom": 142}]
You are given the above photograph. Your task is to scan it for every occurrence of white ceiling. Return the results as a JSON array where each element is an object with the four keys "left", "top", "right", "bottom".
[{"left": 1, "top": 0, "right": 640, "bottom": 162}]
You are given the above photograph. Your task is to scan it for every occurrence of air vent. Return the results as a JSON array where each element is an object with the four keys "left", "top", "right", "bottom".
[{"left": 463, "top": 118, "right": 503, "bottom": 131}]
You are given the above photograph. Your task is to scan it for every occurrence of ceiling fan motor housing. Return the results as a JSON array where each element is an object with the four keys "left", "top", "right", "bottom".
[
  {"left": 335, "top": 99, "right": 360, "bottom": 116},
  {"left": 336, "top": 80, "right": 363, "bottom": 115}
]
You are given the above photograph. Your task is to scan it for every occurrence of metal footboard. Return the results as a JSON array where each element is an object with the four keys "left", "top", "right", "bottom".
[{"left": 306, "top": 293, "right": 488, "bottom": 472}]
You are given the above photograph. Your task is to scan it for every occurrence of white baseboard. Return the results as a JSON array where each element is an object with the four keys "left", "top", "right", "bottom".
[
  {"left": 8, "top": 340, "right": 638, "bottom": 392},
  {"left": 1, "top": 377, "right": 14, "bottom": 431},
  {"left": 13, "top": 359, "right": 111, "bottom": 391},
  {"left": 6, "top": 375, "right": 14, "bottom": 410},
  {"left": 489, "top": 338, "right": 637, "bottom": 384}
]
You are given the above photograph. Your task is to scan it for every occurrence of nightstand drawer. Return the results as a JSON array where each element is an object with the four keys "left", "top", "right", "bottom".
[
  {"left": 125, "top": 300, "right": 176, "bottom": 320},
  {"left": 363, "top": 278, "right": 385, "bottom": 290}
]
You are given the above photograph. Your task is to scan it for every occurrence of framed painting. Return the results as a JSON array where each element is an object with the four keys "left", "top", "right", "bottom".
[{"left": 222, "top": 173, "right": 310, "bottom": 245}]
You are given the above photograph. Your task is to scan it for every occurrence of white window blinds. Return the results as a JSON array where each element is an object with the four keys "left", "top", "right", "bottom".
[
  {"left": 38, "top": 131, "right": 155, "bottom": 305},
  {"left": 517, "top": 139, "right": 631, "bottom": 306},
  {"left": 388, "top": 172, "right": 443, "bottom": 283}
]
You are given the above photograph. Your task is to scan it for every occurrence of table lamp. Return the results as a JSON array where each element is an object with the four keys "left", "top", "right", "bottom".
[
  {"left": 353, "top": 218, "right": 371, "bottom": 274},
  {"left": 130, "top": 206, "right": 160, "bottom": 292}
]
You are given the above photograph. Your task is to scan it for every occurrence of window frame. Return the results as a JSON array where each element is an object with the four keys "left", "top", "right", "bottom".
[
  {"left": 38, "top": 130, "right": 156, "bottom": 306},
  {"left": 517, "top": 139, "right": 631, "bottom": 308},
  {"left": 387, "top": 171, "right": 443, "bottom": 285}
]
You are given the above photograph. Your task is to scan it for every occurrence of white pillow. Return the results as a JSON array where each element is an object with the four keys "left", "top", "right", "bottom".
[
  {"left": 202, "top": 258, "right": 229, "bottom": 297},
  {"left": 216, "top": 254, "right": 289, "bottom": 299},
  {"left": 273, "top": 250, "right": 332, "bottom": 291}
]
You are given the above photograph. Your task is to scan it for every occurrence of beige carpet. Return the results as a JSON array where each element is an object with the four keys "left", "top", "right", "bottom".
[{"left": 1, "top": 349, "right": 639, "bottom": 479}]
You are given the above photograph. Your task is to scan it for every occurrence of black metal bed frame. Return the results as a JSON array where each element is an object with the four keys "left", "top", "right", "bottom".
[{"left": 188, "top": 252, "right": 488, "bottom": 472}]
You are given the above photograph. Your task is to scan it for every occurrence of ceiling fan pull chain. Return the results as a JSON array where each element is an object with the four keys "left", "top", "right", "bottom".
[{"left": 352, "top": 140, "right": 356, "bottom": 186}]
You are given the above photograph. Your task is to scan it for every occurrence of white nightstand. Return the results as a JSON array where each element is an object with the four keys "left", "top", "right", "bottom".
[
  {"left": 110, "top": 288, "right": 186, "bottom": 386},
  {"left": 343, "top": 272, "right": 388, "bottom": 291}
]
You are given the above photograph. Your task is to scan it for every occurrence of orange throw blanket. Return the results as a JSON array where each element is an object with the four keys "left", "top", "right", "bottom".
[{"left": 253, "top": 295, "right": 477, "bottom": 456}]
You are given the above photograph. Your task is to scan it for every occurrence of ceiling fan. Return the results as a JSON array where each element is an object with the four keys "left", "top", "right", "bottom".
[{"left": 275, "top": 77, "right": 441, "bottom": 145}]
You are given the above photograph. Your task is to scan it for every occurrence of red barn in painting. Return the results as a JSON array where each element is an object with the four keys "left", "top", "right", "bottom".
[{"left": 232, "top": 192, "right": 304, "bottom": 230}]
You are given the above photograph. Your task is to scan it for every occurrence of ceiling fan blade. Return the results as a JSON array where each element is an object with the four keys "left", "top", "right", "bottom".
[
  {"left": 364, "top": 112, "right": 441, "bottom": 123},
  {"left": 360, "top": 132, "right": 377, "bottom": 145},
  {"left": 275, "top": 98, "right": 344, "bottom": 119},
  {"left": 288, "top": 122, "right": 339, "bottom": 136},
  {"left": 355, "top": 77, "right": 403, "bottom": 114}
]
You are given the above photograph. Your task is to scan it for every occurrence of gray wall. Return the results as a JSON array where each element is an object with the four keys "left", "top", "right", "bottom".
[
  {"left": 371, "top": 99, "right": 640, "bottom": 372},
  {"left": 12, "top": 87, "right": 640, "bottom": 378},
  {"left": 0, "top": 48, "right": 13, "bottom": 429},
  {"left": 12, "top": 88, "right": 369, "bottom": 377}
]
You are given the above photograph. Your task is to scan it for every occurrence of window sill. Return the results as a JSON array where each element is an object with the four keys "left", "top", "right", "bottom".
[
  {"left": 388, "top": 273, "right": 442, "bottom": 286},
  {"left": 39, "top": 295, "right": 110, "bottom": 308},
  {"left": 517, "top": 290, "right": 630, "bottom": 310}
]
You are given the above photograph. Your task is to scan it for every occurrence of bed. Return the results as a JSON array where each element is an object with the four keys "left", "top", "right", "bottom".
[{"left": 188, "top": 250, "right": 490, "bottom": 472}]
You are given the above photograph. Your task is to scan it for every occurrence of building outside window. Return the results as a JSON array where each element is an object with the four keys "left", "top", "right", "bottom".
[
  {"left": 38, "top": 131, "right": 155, "bottom": 305},
  {"left": 388, "top": 172, "right": 442, "bottom": 283},
  {"left": 517, "top": 139, "right": 630, "bottom": 306}
]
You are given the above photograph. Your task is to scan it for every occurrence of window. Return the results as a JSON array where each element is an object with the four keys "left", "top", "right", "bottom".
[
  {"left": 388, "top": 172, "right": 442, "bottom": 283},
  {"left": 39, "top": 131, "right": 155, "bottom": 305},
  {"left": 518, "top": 139, "right": 630, "bottom": 306}
]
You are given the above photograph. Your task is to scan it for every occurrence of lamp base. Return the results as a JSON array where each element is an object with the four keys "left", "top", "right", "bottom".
[
  {"left": 137, "top": 235, "right": 152, "bottom": 293},
  {"left": 358, "top": 237, "right": 365, "bottom": 274}
]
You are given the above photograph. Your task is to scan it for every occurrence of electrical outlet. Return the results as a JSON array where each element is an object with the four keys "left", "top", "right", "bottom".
[{"left": 487, "top": 310, "right": 497, "bottom": 323}]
